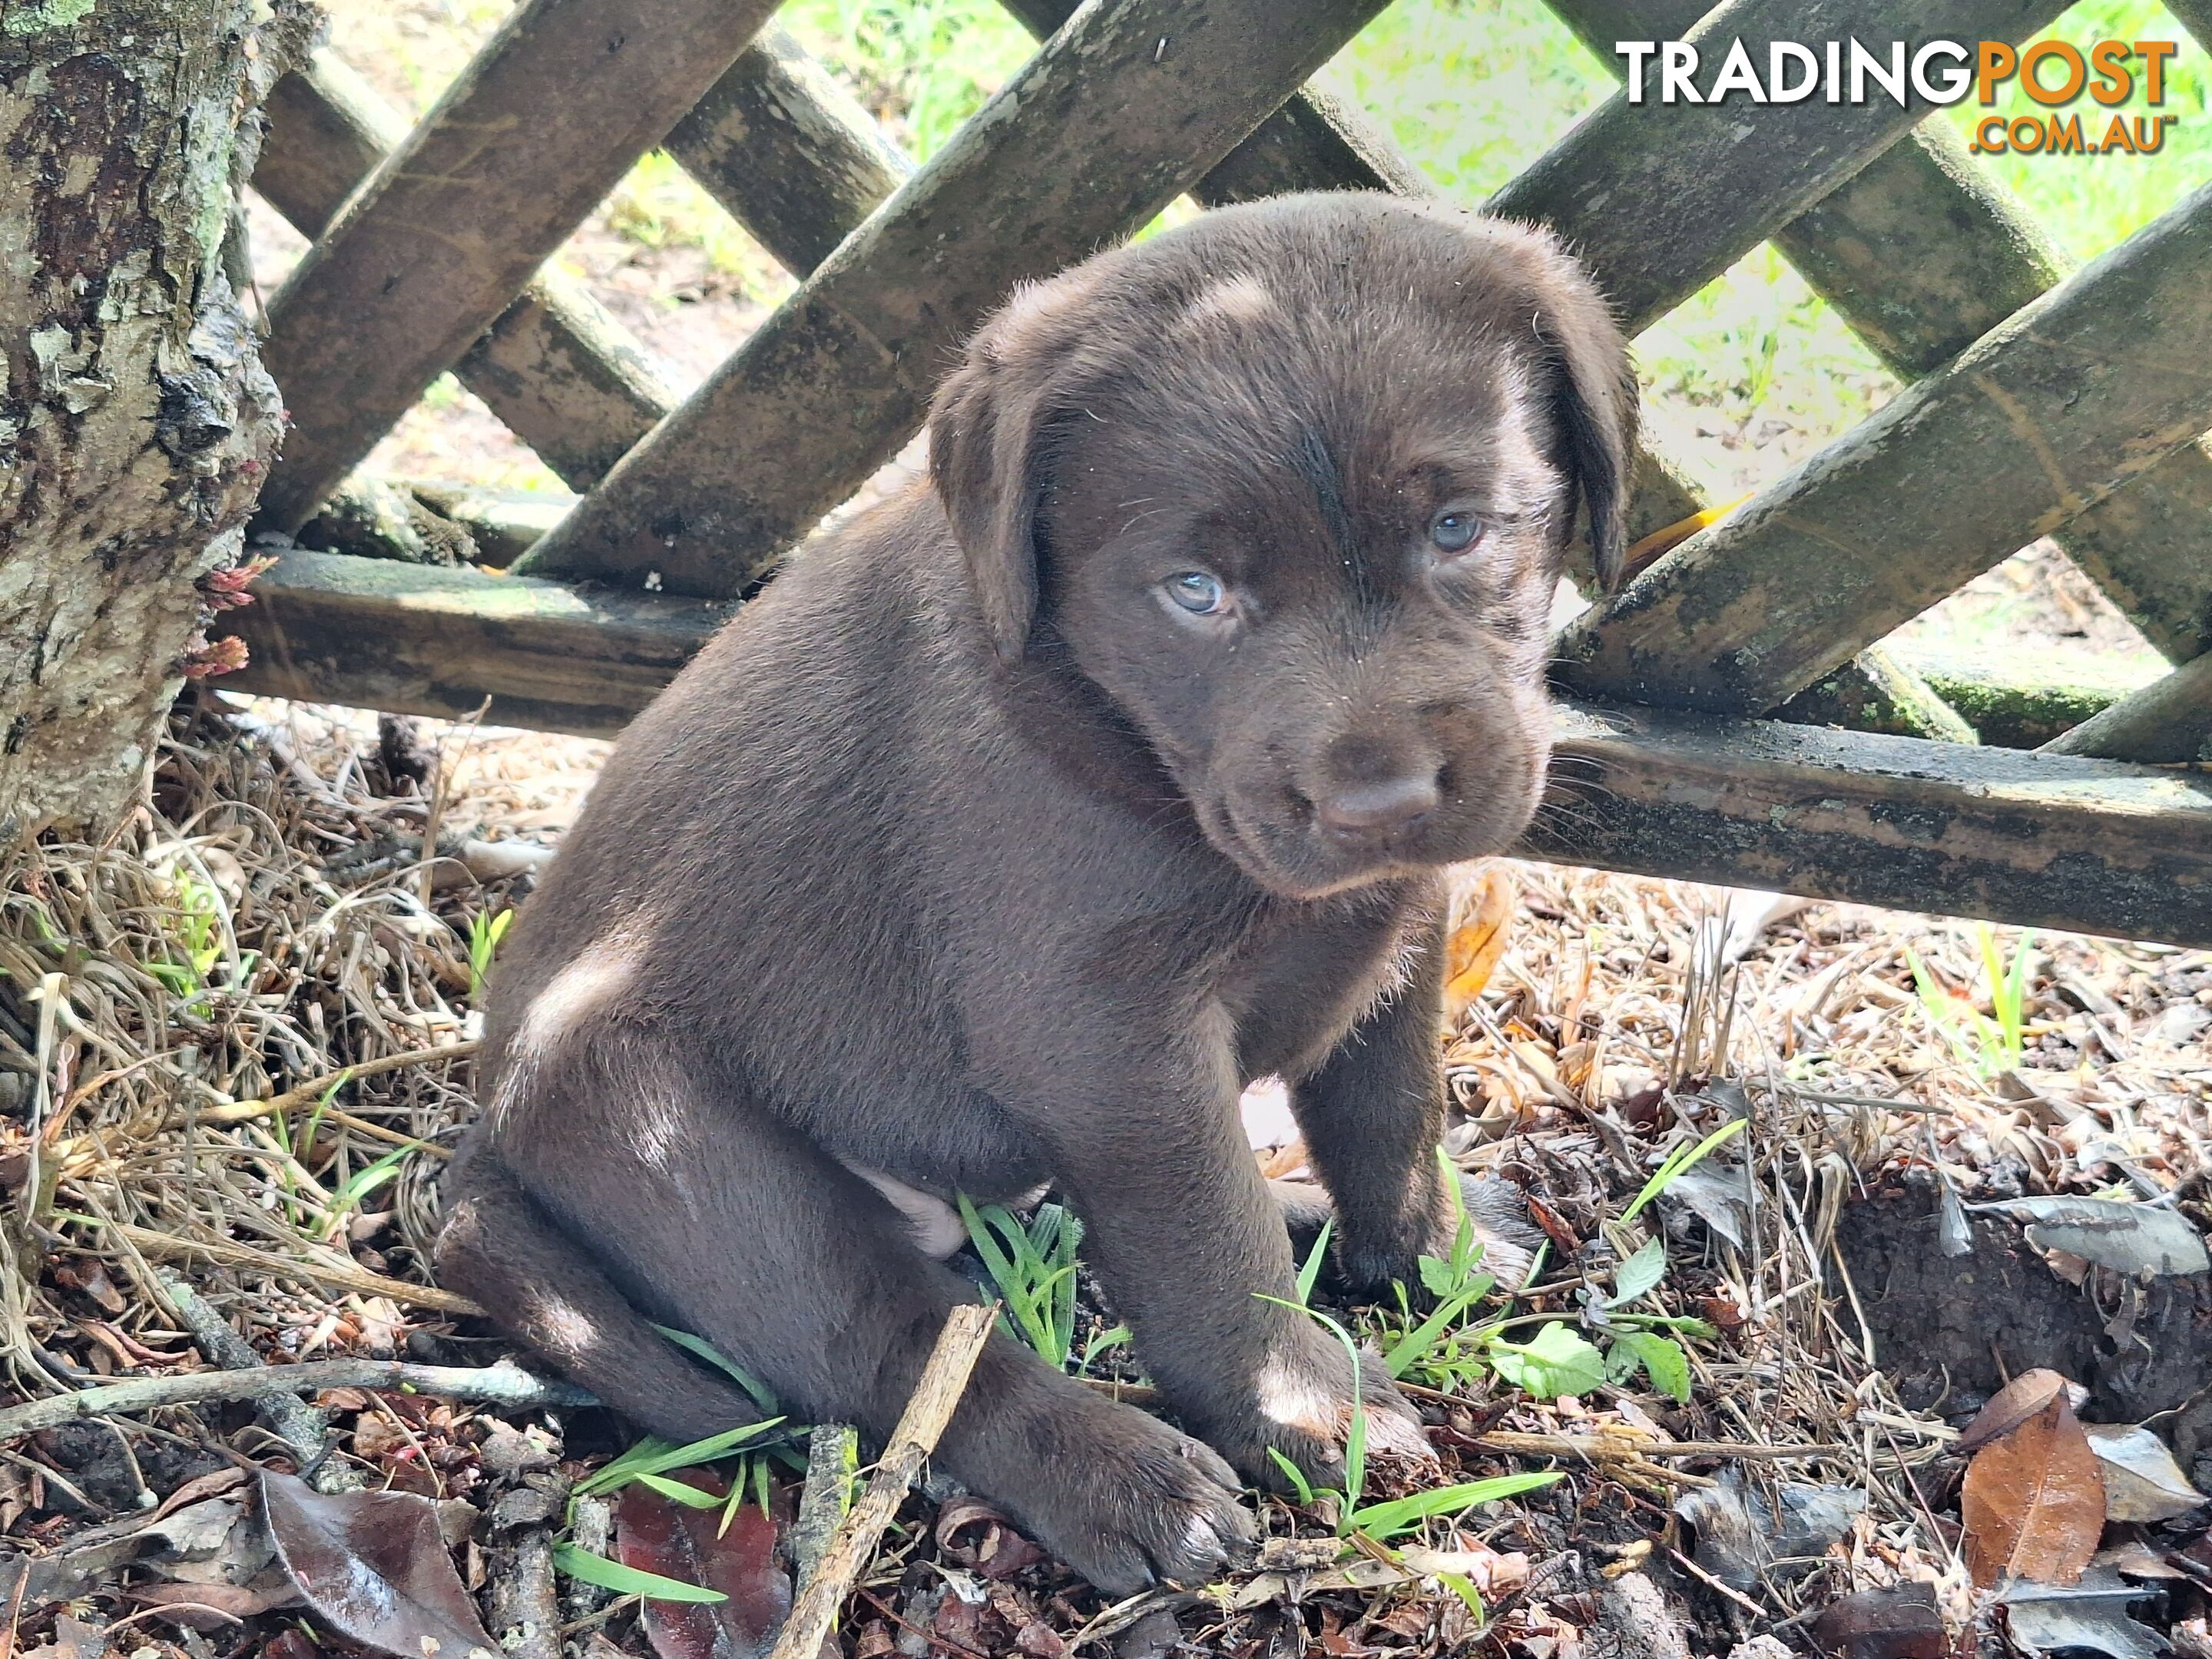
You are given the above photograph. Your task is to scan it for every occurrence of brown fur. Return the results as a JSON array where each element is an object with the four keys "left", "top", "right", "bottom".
[{"left": 436, "top": 193, "right": 1637, "bottom": 1592}]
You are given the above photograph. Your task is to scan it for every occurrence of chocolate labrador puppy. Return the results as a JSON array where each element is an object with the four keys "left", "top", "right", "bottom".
[{"left": 436, "top": 192, "right": 1635, "bottom": 1591}]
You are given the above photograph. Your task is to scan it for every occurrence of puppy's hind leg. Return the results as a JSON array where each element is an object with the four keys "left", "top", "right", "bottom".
[
  {"left": 435, "top": 1155, "right": 763, "bottom": 1442},
  {"left": 463, "top": 1038, "right": 1254, "bottom": 1594}
]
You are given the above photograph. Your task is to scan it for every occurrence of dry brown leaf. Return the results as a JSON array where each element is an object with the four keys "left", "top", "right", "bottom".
[
  {"left": 1443, "top": 865, "right": 1515, "bottom": 1025},
  {"left": 1958, "top": 1369, "right": 2074, "bottom": 1454},
  {"left": 1961, "top": 1386, "right": 2107, "bottom": 1588}
]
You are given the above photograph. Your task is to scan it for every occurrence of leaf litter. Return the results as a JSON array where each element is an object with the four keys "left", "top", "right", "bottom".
[{"left": 0, "top": 691, "right": 2202, "bottom": 1659}]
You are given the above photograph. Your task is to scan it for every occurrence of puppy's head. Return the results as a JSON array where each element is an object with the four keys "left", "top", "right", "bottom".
[{"left": 929, "top": 194, "right": 1637, "bottom": 899}]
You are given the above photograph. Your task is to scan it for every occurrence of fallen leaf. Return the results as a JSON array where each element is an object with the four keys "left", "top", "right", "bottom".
[
  {"left": 614, "top": 1469, "right": 789, "bottom": 1659},
  {"left": 935, "top": 1496, "right": 1045, "bottom": 1580},
  {"left": 1810, "top": 1582, "right": 1945, "bottom": 1659},
  {"left": 1960, "top": 1386, "right": 2105, "bottom": 1588},
  {"left": 259, "top": 1467, "right": 498, "bottom": 1659},
  {"left": 1659, "top": 1161, "right": 1752, "bottom": 1253},
  {"left": 0, "top": 1495, "right": 247, "bottom": 1612},
  {"left": 2083, "top": 1423, "right": 2207, "bottom": 1522},
  {"left": 1980, "top": 1196, "right": 2210, "bottom": 1277},
  {"left": 1957, "top": 1369, "right": 2073, "bottom": 1454},
  {"left": 1673, "top": 1469, "right": 1864, "bottom": 1592},
  {"left": 1998, "top": 1565, "right": 2164, "bottom": 1659},
  {"left": 1443, "top": 866, "right": 1515, "bottom": 1025},
  {"left": 127, "top": 1576, "right": 300, "bottom": 1631}
]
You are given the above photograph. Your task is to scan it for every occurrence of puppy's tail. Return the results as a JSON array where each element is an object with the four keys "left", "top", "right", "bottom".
[{"left": 435, "top": 1157, "right": 767, "bottom": 1442}]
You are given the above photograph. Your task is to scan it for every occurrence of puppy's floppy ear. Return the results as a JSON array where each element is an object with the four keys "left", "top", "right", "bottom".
[
  {"left": 929, "top": 269, "right": 1103, "bottom": 664},
  {"left": 1527, "top": 253, "right": 1639, "bottom": 592}
]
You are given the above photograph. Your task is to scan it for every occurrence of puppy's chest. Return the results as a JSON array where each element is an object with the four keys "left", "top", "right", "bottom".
[{"left": 1218, "top": 896, "right": 1420, "bottom": 1078}]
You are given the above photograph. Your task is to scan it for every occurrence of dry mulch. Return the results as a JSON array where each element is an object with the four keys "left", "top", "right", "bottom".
[{"left": 0, "top": 694, "right": 2205, "bottom": 1659}]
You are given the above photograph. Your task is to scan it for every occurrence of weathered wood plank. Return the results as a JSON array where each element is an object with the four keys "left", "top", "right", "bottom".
[
  {"left": 1490, "top": 0, "right": 2069, "bottom": 335},
  {"left": 256, "top": 53, "right": 674, "bottom": 492},
  {"left": 664, "top": 28, "right": 913, "bottom": 277},
  {"left": 321, "top": 476, "right": 2111, "bottom": 751},
  {"left": 1906, "top": 652, "right": 2144, "bottom": 750},
  {"left": 214, "top": 554, "right": 2212, "bottom": 943},
  {"left": 222, "top": 551, "right": 732, "bottom": 737},
  {"left": 2040, "top": 651, "right": 2212, "bottom": 765},
  {"left": 256, "top": 0, "right": 777, "bottom": 529},
  {"left": 997, "top": 0, "right": 1425, "bottom": 201},
  {"left": 1546, "top": 0, "right": 2212, "bottom": 665},
  {"left": 1773, "top": 124, "right": 2212, "bottom": 666},
  {"left": 512, "top": 0, "right": 1393, "bottom": 598},
  {"left": 1556, "top": 180, "right": 2212, "bottom": 716},
  {"left": 1530, "top": 701, "right": 2212, "bottom": 946}
]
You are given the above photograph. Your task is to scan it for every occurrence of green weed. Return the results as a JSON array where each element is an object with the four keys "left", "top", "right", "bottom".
[
  {"left": 958, "top": 1194, "right": 1083, "bottom": 1368},
  {"left": 147, "top": 873, "right": 227, "bottom": 1002},
  {"left": 466, "top": 908, "right": 512, "bottom": 1001},
  {"left": 1906, "top": 926, "right": 2034, "bottom": 1077}
]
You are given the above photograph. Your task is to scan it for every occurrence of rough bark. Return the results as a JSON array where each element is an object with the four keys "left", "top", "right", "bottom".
[{"left": 0, "top": 0, "right": 303, "bottom": 836}]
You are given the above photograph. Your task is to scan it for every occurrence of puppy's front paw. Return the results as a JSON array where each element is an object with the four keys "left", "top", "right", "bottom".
[
  {"left": 1003, "top": 1398, "right": 1256, "bottom": 1594},
  {"left": 1207, "top": 1327, "right": 1432, "bottom": 1498},
  {"left": 1339, "top": 1172, "right": 1543, "bottom": 1298}
]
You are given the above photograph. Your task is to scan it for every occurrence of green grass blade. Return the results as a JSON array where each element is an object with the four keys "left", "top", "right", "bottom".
[
  {"left": 1296, "top": 1216, "right": 1335, "bottom": 1308},
  {"left": 1349, "top": 1471, "right": 1562, "bottom": 1538},
  {"left": 1619, "top": 1118, "right": 1747, "bottom": 1224},
  {"left": 576, "top": 1419, "right": 786, "bottom": 1495},
  {"left": 634, "top": 1472, "right": 723, "bottom": 1509},
  {"left": 551, "top": 1541, "right": 727, "bottom": 1604},
  {"left": 649, "top": 1323, "right": 780, "bottom": 1414}
]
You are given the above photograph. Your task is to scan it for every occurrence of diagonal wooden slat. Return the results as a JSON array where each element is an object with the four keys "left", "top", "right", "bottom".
[
  {"left": 256, "top": 0, "right": 780, "bottom": 531},
  {"left": 662, "top": 26, "right": 913, "bottom": 277},
  {"left": 1549, "top": 0, "right": 2212, "bottom": 666},
  {"left": 1770, "top": 127, "right": 2212, "bottom": 667},
  {"left": 256, "top": 51, "right": 676, "bottom": 491},
  {"left": 1556, "top": 179, "right": 2212, "bottom": 716},
  {"left": 511, "top": 0, "right": 1393, "bottom": 598},
  {"left": 220, "top": 554, "right": 2212, "bottom": 945},
  {"left": 1488, "top": 0, "right": 2068, "bottom": 336},
  {"left": 996, "top": 0, "right": 1428, "bottom": 202},
  {"left": 2040, "top": 652, "right": 2212, "bottom": 765}
]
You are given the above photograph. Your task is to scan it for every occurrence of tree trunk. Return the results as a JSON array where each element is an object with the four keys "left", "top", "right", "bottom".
[{"left": 0, "top": 0, "right": 309, "bottom": 836}]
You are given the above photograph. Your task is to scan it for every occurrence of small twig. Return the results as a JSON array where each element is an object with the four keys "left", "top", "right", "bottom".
[
  {"left": 193, "top": 1042, "right": 480, "bottom": 1126},
  {"left": 1464, "top": 1428, "right": 1845, "bottom": 1463},
  {"left": 767, "top": 1303, "right": 995, "bottom": 1659},
  {"left": 1664, "top": 1543, "right": 1770, "bottom": 1620},
  {"left": 854, "top": 1588, "right": 995, "bottom": 1659},
  {"left": 0, "top": 1358, "right": 592, "bottom": 1442},
  {"left": 790, "top": 1422, "right": 860, "bottom": 1591},
  {"left": 159, "top": 1273, "right": 357, "bottom": 1492}
]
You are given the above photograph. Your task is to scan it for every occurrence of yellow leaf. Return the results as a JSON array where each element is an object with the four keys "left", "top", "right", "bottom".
[{"left": 1442, "top": 865, "right": 1515, "bottom": 1026}]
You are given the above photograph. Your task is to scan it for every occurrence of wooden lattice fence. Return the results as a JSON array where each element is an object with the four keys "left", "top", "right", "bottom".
[{"left": 222, "top": 0, "right": 2212, "bottom": 945}]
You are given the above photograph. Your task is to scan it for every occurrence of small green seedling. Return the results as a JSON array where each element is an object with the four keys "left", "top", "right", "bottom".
[
  {"left": 467, "top": 909, "right": 514, "bottom": 1000},
  {"left": 1906, "top": 926, "right": 2033, "bottom": 1077},
  {"left": 148, "top": 874, "right": 227, "bottom": 1002}
]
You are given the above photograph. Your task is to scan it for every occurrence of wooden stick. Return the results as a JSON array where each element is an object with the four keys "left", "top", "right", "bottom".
[
  {"left": 84, "top": 1221, "right": 486, "bottom": 1316},
  {"left": 193, "top": 1042, "right": 480, "bottom": 1126},
  {"left": 0, "top": 1358, "right": 594, "bottom": 1442},
  {"left": 767, "top": 1304, "right": 994, "bottom": 1659}
]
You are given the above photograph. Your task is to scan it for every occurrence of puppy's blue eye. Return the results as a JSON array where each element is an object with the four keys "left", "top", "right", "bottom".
[
  {"left": 1164, "top": 571, "right": 1227, "bottom": 614},
  {"left": 1430, "top": 512, "right": 1483, "bottom": 555}
]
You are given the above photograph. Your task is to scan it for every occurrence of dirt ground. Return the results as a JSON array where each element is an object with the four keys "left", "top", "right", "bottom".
[{"left": 0, "top": 690, "right": 2205, "bottom": 1659}]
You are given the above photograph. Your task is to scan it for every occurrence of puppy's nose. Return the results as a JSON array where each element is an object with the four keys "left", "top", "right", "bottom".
[{"left": 1314, "top": 773, "right": 1440, "bottom": 839}]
